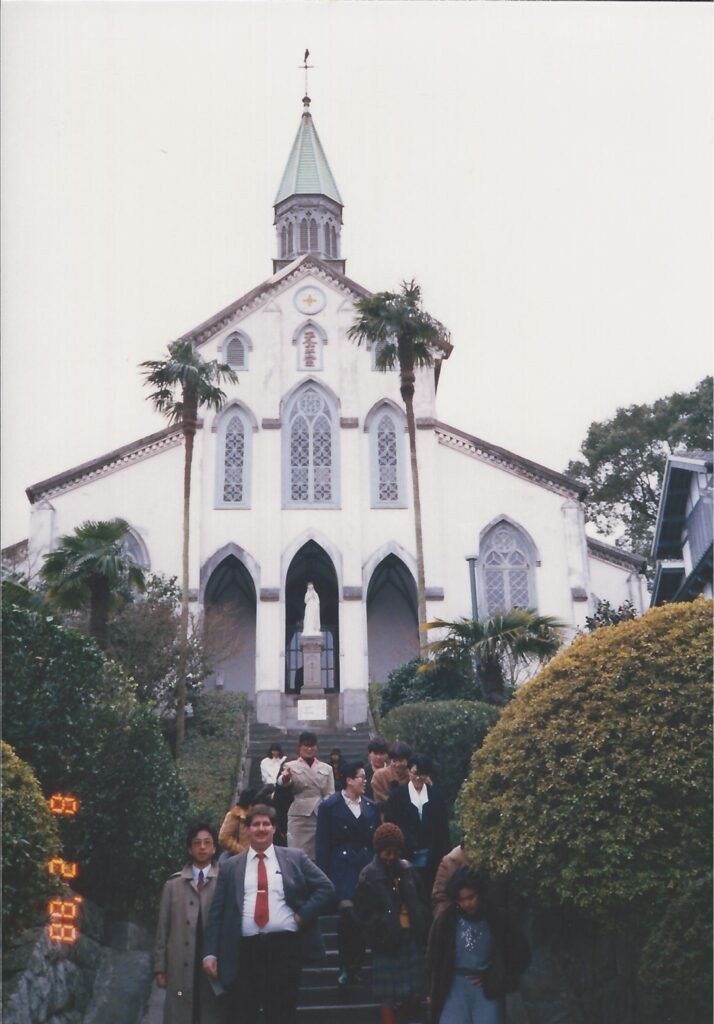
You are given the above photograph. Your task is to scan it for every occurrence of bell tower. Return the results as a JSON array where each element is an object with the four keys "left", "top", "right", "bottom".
[{"left": 273, "top": 95, "right": 345, "bottom": 274}]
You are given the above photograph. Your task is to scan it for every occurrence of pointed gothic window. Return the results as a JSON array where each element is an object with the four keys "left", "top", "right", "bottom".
[
  {"left": 309, "top": 218, "right": 318, "bottom": 250},
  {"left": 287, "top": 222, "right": 294, "bottom": 254},
  {"left": 299, "top": 218, "right": 309, "bottom": 252},
  {"left": 368, "top": 405, "right": 406, "bottom": 507},
  {"left": 480, "top": 522, "right": 535, "bottom": 615},
  {"left": 285, "top": 385, "right": 338, "bottom": 506},
  {"left": 215, "top": 406, "right": 253, "bottom": 508},
  {"left": 226, "top": 336, "right": 245, "bottom": 369},
  {"left": 281, "top": 227, "right": 288, "bottom": 258},
  {"left": 324, "top": 222, "right": 332, "bottom": 256}
]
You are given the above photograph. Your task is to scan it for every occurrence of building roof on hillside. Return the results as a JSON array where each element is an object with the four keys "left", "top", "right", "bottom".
[
  {"left": 26, "top": 426, "right": 184, "bottom": 505},
  {"left": 435, "top": 421, "right": 588, "bottom": 500},
  {"left": 652, "top": 449, "right": 713, "bottom": 560},
  {"left": 274, "top": 98, "right": 343, "bottom": 206},
  {"left": 586, "top": 536, "right": 647, "bottom": 572}
]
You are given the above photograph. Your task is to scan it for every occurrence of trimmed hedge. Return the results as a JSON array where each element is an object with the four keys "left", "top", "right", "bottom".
[
  {"left": 178, "top": 691, "right": 249, "bottom": 826},
  {"left": 2, "top": 743, "right": 60, "bottom": 944},
  {"left": 461, "top": 600, "right": 713, "bottom": 920},
  {"left": 3, "top": 602, "right": 189, "bottom": 916},
  {"left": 379, "top": 657, "right": 481, "bottom": 718},
  {"left": 382, "top": 699, "right": 500, "bottom": 809},
  {"left": 638, "top": 873, "right": 713, "bottom": 1024}
]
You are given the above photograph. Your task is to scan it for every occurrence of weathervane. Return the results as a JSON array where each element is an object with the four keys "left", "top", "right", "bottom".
[{"left": 299, "top": 48, "right": 314, "bottom": 101}]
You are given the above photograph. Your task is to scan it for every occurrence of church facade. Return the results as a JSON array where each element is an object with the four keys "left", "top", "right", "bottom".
[{"left": 24, "top": 96, "right": 649, "bottom": 727}]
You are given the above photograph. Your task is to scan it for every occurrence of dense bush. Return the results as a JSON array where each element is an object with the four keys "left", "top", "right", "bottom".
[
  {"left": 2, "top": 602, "right": 189, "bottom": 916},
  {"left": 382, "top": 699, "right": 500, "bottom": 809},
  {"left": 2, "top": 743, "right": 60, "bottom": 944},
  {"left": 178, "top": 691, "right": 249, "bottom": 825},
  {"left": 379, "top": 657, "right": 481, "bottom": 718},
  {"left": 638, "top": 873, "right": 713, "bottom": 1024},
  {"left": 461, "top": 600, "right": 713, "bottom": 921}
]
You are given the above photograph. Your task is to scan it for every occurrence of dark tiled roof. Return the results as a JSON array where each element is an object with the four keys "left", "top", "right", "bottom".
[
  {"left": 26, "top": 425, "right": 184, "bottom": 504},
  {"left": 435, "top": 421, "right": 588, "bottom": 499},
  {"left": 586, "top": 536, "right": 647, "bottom": 571}
]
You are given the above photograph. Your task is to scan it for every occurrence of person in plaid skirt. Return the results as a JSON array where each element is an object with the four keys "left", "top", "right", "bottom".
[{"left": 353, "top": 823, "right": 430, "bottom": 1024}]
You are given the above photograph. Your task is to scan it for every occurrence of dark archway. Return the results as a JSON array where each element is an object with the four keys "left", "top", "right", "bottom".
[
  {"left": 285, "top": 541, "right": 339, "bottom": 693},
  {"left": 204, "top": 555, "right": 257, "bottom": 697},
  {"left": 366, "top": 554, "right": 419, "bottom": 683}
]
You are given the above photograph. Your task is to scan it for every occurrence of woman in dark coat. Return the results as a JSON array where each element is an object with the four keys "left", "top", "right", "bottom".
[
  {"left": 315, "top": 760, "right": 380, "bottom": 986},
  {"left": 383, "top": 753, "right": 451, "bottom": 892},
  {"left": 427, "top": 867, "right": 530, "bottom": 1024},
  {"left": 353, "top": 823, "right": 431, "bottom": 1024}
]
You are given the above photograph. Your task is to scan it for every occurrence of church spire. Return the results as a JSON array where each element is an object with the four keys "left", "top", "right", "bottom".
[{"left": 273, "top": 74, "right": 345, "bottom": 274}]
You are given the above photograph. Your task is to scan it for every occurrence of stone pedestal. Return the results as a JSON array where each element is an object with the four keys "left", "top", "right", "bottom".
[{"left": 298, "top": 633, "right": 324, "bottom": 697}]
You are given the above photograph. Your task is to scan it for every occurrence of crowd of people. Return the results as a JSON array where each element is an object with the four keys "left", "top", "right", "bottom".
[{"left": 153, "top": 731, "right": 530, "bottom": 1024}]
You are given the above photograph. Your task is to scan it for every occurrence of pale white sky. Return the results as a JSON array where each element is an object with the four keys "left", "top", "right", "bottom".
[{"left": 2, "top": 0, "right": 712, "bottom": 549}]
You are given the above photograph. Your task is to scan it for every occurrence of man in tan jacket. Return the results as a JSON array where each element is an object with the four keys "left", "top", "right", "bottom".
[
  {"left": 278, "top": 731, "right": 334, "bottom": 860},
  {"left": 154, "top": 821, "right": 224, "bottom": 1024},
  {"left": 369, "top": 740, "right": 412, "bottom": 808},
  {"left": 430, "top": 842, "right": 468, "bottom": 917}
]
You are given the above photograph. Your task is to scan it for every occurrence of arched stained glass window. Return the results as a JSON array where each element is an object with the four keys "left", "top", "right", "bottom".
[
  {"left": 376, "top": 414, "right": 399, "bottom": 501},
  {"left": 287, "top": 386, "right": 336, "bottom": 505},
  {"left": 222, "top": 415, "right": 245, "bottom": 503},
  {"left": 299, "top": 218, "right": 308, "bottom": 252},
  {"left": 480, "top": 522, "right": 534, "bottom": 614}
]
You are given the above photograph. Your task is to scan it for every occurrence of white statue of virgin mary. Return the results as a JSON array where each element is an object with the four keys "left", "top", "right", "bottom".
[{"left": 303, "top": 582, "right": 321, "bottom": 636}]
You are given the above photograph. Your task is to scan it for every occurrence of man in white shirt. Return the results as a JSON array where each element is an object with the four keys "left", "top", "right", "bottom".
[{"left": 203, "top": 805, "right": 334, "bottom": 1024}]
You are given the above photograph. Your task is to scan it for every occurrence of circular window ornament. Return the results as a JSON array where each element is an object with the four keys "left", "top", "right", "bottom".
[{"left": 294, "top": 286, "right": 325, "bottom": 315}]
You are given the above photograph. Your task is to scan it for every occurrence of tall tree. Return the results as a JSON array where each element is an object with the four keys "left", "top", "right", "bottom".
[
  {"left": 348, "top": 280, "right": 451, "bottom": 657},
  {"left": 567, "top": 376, "right": 713, "bottom": 557},
  {"left": 425, "top": 609, "right": 564, "bottom": 705},
  {"left": 141, "top": 339, "right": 238, "bottom": 754},
  {"left": 40, "top": 518, "right": 145, "bottom": 649}
]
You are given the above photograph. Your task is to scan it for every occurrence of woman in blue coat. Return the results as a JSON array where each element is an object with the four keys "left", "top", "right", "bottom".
[{"left": 315, "top": 760, "right": 380, "bottom": 986}]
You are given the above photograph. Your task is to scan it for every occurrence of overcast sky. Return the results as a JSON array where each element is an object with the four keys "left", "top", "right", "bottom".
[{"left": 2, "top": 0, "right": 712, "bottom": 549}]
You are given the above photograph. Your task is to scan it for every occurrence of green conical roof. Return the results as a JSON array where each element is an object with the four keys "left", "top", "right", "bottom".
[{"left": 274, "top": 98, "right": 343, "bottom": 206}]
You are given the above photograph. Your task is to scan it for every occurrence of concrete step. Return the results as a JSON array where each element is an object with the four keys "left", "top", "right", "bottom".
[{"left": 301, "top": 966, "right": 373, "bottom": 989}]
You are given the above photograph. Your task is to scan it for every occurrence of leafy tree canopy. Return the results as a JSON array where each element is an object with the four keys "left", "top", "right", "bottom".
[
  {"left": 461, "top": 600, "right": 713, "bottom": 922},
  {"left": 378, "top": 656, "right": 482, "bottom": 718},
  {"left": 567, "top": 376, "right": 713, "bottom": 557}
]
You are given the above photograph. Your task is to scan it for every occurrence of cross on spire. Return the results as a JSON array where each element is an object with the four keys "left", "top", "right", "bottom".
[{"left": 299, "top": 48, "right": 314, "bottom": 102}]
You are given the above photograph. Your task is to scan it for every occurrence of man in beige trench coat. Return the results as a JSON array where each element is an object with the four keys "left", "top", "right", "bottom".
[
  {"left": 278, "top": 731, "right": 334, "bottom": 860},
  {"left": 153, "top": 821, "right": 224, "bottom": 1024}
]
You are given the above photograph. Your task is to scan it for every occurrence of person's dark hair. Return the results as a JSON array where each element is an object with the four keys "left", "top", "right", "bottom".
[
  {"left": 389, "top": 740, "right": 412, "bottom": 762},
  {"left": 446, "top": 866, "right": 489, "bottom": 903},
  {"left": 268, "top": 744, "right": 283, "bottom": 757},
  {"left": 343, "top": 760, "right": 365, "bottom": 784},
  {"left": 237, "top": 788, "right": 256, "bottom": 809},
  {"left": 298, "top": 730, "right": 318, "bottom": 747},
  {"left": 253, "top": 784, "right": 275, "bottom": 804},
  {"left": 246, "top": 804, "right": 277, "bottom": 827},
  {"left": 409, "top": 753, "right": 433, "bottom": 777},
  {"left": 368, "top": 736, "right": 389, "bottom": 754},
  {"left": 330, "top": 747, "right": 342, "bottom": 758},
  {"left": 185, "top": 820, "right": 218, "bottom": 849}
]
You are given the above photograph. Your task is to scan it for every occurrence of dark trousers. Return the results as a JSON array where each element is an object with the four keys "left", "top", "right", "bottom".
[
  {"left": 227, "top": 931, "right": 302, "bottom": 1024},
  {"left": 337, "top": 903, "right": 365, "bottom": 971}
]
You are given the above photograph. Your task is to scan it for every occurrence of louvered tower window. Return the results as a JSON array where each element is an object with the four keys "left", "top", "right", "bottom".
[
  {"left": 288, "top": 386, "right": 335, "bottom": 504},
  {"left": 481, "top": 522, "right": 534, "bottom": 614},
  {"left": 299, "top": 218, "right": 309, "bottom": 251},
  {"left": 287, "top": 223, "right": 294, "bottom": 254},
  {"left": 226, "top": 337, "right": 245, "bottom": 369}
]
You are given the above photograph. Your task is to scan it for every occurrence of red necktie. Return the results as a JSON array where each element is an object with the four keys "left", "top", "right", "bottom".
[
  {"left": 254, "top": 854, "right": 269, "bottom": 928},
  {"left": 197, "top": 869, "right": 205, "bottom": 892}
]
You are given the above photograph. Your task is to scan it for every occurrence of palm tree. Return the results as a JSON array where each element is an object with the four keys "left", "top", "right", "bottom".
[
  {"left": 424, "top": 609, "right": 565, "bottom": 705},
  {"left": 348, "top": 280, "right": 451, "bottom": 657},
  {"left": 40, "top": 518, "right": 145, "bottom": 649},
  {"left": 140, "top": 339, "right": 238, "bottom": 753}
]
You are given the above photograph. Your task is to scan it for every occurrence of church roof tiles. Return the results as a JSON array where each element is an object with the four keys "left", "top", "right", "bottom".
[{"left": 274, "top": 99, "right": 343, "bottom": 206}]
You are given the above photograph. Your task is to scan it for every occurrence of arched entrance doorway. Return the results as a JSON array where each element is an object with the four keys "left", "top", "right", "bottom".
[
  {"left": 366, "top": 554, "right": 419, "bottom": 683},
  {"left": 284, "top": 541, "right": 339, "bottom": 694},
  {"left": 204, "top": 555, "right": 257, "bottom": 697}
]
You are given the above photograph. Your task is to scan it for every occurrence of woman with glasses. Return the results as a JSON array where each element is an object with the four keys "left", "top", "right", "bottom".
[
  {"left": 315, "top": 760, "right": 380, "bottom": 986},
  {"left": 383, "top": 753, "right": 450, "bottom": 891}
]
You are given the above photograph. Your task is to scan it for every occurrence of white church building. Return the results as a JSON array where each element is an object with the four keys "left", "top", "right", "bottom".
[{"left": 23, "top": 95, "right": 648, "bottom": 727}]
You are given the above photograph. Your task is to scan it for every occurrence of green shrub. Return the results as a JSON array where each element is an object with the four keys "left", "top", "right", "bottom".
[
  {"left": 461, "top": 600, "right": 713, "bottom": 921},
  {"left": 178, "top": 691, "right": 249, "bottom": 825},
  {"left": 1, "top": 743, "right": 60, "bottom": 944},
  {"left": 638, "top": 873, "right": 713, "bottom": 1024},
  {"left": 382, "top": 699, "right": 500, "bottom": 809},
  {"left": 379, "top": 657, "right": 481, "bottom": 718},
  {"left": 2, "top": 602, "right": 189, "bottom": 917}
]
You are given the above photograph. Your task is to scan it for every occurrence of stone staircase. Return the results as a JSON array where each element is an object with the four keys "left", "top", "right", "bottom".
[{"left": 244, "top": 721, "right": 372, "bottom": 792}]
